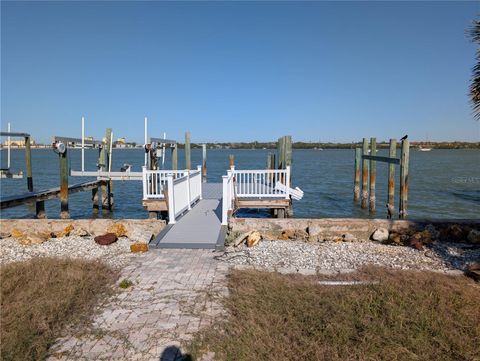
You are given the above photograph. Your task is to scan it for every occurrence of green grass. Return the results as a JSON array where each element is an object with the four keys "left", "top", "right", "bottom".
[
  {"left": 119, "top": 278, "right": 133, "bottom": 289},
  {"left": 188, "top": 267, "right": 480, "bottom": 361},
  {"left": 0, "top": 257, "right": 117, "bottom": 361}
]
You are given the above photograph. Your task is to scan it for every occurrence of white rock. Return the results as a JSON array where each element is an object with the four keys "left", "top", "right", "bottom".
[{"left": 371, "top": 228, "right": 389, "bottom": 242}]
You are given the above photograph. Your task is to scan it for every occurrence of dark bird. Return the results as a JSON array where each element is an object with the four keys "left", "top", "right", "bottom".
[
  {"left": 400, "top": 134, "right": 408, "bottom": 141},
  {"left": 386, "top": 203, "right": 395, "bottom": 219},
  {"left": 120, "top": 163, "right": 131, "bottom": 172}
]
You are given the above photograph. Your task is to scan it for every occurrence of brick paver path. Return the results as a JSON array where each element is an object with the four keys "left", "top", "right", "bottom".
[{"left": 49, "top": 249, "right": 228, "bottom": 361}]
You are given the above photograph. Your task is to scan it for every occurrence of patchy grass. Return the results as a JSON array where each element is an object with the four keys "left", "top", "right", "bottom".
[
  {"left": 119, "top": 278, "right": 133, "bottom": 289},
  {"left": 0, "top": 257, "right": 118, "bottom": 361},
  {"left": 188, "top": 267, "right": 480, "bottom": 361}
]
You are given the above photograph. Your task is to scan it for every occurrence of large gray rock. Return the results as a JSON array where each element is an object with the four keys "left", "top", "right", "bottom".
[{"left": 371, "top": 228, "right": 389, "bottom": 242}]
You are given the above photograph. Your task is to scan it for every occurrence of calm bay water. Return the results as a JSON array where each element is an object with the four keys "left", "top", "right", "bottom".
[{"left": 1, "top": 148, "right": 479, "bottom": 219}]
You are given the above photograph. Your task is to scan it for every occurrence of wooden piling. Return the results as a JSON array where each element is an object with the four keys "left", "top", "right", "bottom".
[
  {"left": 399, "top": 139, "right": 410, "bottom": 219},
  {"left": 185, "top": 131, "right": 191, "bottom": 170},
  {"left": 35, "top": 201, "right": 46, "bottom": 219},
  {"left": 387, "top": 139, "right": 397, "bottom": 216},
  {"left": 100, "top": 129, "right": 113, "bottom": 211},
  {"left": 361, "top": 138, "right": 369, "bottom": 209},
  {"left": 202, "top": 144, "right": 207, "bottom": 183},
  {"left": 229, "top": 154, "right": 235, "bottom": 169},
  {"left": 59, "top": 148, "right": 69, "bottom": 219},
  {"left": 369, "top": 137, "right": 377, "bottom": 213},
  {"left": 277, "top": 136, "right": 285, "bottom": 169},
  {"left": 25, "top": 136, "right": 33, "bottom": 192},
  {"left": 354, "top": 148, "right": 361, "bottom": 202},
  {"left": 92, "top": 186, "right": 99, "bottom": 214},
  {"left": 171, "top": 145, "right": 178, "bottom": 170},
  {"left": 284, "top": 135, "right": 292, "bottom": 168}
]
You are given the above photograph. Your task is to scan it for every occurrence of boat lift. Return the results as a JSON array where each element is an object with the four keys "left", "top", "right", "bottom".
[{"left": 0, "top": 123, "right": 26, "bottom": 179}]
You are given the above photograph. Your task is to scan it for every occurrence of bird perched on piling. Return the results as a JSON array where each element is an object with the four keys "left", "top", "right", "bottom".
[
  {"left": 400, "top": 134, "right": 408, "bottom": 141},
  {"left": 386, "top": 203, "right": 395, "bottom": 219}
]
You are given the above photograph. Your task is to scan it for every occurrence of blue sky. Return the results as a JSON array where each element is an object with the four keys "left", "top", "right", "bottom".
[{"left": 1, "top": 1, "right": 479, "bottom": 144}]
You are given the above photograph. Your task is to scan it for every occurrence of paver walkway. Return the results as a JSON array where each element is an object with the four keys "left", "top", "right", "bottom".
[{"left": 48, "top": 249, "right": 228, "bottom": 361}]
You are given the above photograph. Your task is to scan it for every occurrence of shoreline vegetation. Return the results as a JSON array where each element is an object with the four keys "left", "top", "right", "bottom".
[{"left": 1, "top": 141, "right": 479, "bottom": 150}]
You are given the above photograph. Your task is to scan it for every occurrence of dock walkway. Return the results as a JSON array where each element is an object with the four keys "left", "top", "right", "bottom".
[{"left": 151, "top": 183, "right": 226, "bottom": 250}]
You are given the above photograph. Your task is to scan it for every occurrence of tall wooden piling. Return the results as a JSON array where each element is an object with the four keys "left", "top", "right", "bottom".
[
  {"left": 202, "top": 144, "right": 207, "bottom": 182},
  {"left": 59, "top": 147, "right": 69, "bottom": 219},
  {"left": 229, "top": 154, "right": 235, "bottom": 169},
  {"left": 171, "top": 145, "right": 178, "bottom": 170},
  {"left": 277, "top": 136, "right": 285, "bottom": 169},
  {"left": 399, "top": 139, "right": 410, "bottom": 219},
  {"left": 354, "top": 148, "right": 361, "bottom": 202},
  {"left": 100, "top": 129, "right": 113, "bottom": 211},
  {"left": 369, "top": 137, "right": 377, "bottom": 213},
  {"left": 25, "top": 136, "right": 33, "bottom": 192},
  {"left": 185, "top": 131, "right": 191, "bottom": 170},
  {"left": 387, "top": 139, "right": 397, "bottom": 215},
  {"left": 284, "top": 135, "right": 292, "bottom": 168},
  {"left": 361, "top": 138, "right": 369, "bottom": 209}
]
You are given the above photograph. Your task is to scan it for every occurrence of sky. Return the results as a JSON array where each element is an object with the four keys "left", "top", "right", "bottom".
[{"left": 1, "top": 1, "right": 479, "bottom": 144}]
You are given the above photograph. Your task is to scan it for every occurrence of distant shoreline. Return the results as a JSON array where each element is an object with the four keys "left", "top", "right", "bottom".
[{"left": 1, "top": 141, "right": 479, "bottom": 150}]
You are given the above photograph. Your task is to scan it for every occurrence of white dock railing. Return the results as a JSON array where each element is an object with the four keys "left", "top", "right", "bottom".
[
  {"left": 233, "top": 167, "right": 290, "bottom": 198},
  {"left": 221, "top": 166, "right": 291, "bottom": 225},
  {"left": 142, "top": 166, "right": 202, "bottom": 224},
  {"left": 222, "top": 169, "right": 235, "bottom": 225},
  {"left": 142, "top": 168, "right": 188, "bottom": 200}
]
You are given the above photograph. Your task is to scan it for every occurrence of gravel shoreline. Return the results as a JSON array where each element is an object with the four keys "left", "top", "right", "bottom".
[
  {"left": 0, "top": 236, "right": 136, "bottom": 269},
  {"left": 217, "top": 240, "right": 480, "bottom": 273}
]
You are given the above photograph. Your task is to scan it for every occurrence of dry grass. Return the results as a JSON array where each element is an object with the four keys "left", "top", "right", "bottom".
[
  {"left": 0, "top": 257, "right": 118, "bottom": 361},
  {"left": 188, "top": 267, "right": 480, "bottom": 361}
]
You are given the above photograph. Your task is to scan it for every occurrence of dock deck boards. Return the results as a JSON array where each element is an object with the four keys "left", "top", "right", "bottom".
[{"left": 152, "top": 183, "right": 225, "bottom": 250}]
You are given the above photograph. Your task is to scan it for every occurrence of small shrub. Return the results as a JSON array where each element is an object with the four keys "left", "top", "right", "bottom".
[{"left": 119, "top": 278, "right": 133, "bottom": 289}]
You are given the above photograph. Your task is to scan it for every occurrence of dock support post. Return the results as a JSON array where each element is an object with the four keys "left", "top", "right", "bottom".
[
  {"left": 185, "top": 131, "right": 191, "bottom": 170},
  {"left": 354, "top": 148, "right": 361, "bottom": 202},
  {"left": 25, "top": 136, "right": 33, "bottom": 192},
  {"left": 277, "top": 136, "right": 285, "bottom": 169},
  {"left": 59, "top": 147, "right": 69, "bottom": 219},
  {"left": 100, "top": 128, "right": 113, "bottom": 212},
  {"left": 399, "top": 139, "right": 410, "bottom": 219},
  {"left": 92, "top": 186, "right": 99, "bottom": 214},
  {"left": 202, "top": 144, "right": 207, "bottom": 182},
  {"left": 36, "top": 201, "right": 46, "bottom": 219},
  {"left": 284, "top": 135, "right": 292, "bottom": 168},
  {"left": 171, "top": 145, "right": 178, "bottom": 170},
  {"left": 361, "top": 138, "right": 368, "bottom": 209},
  {"left": 229, "top": 154, "right": 235, "bottom": 169},
  {"left": 369, "top": 137, "right": 377, "bottom": 213},
  {"left": 387, "top": 139, "right": 396, "bottom": 217}
]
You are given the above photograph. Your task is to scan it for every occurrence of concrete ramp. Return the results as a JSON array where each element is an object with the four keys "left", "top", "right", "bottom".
[{"left": 151, "top": 183, "right": 225, "bottom": 250}]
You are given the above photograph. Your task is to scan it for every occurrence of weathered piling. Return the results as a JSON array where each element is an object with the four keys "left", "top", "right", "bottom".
[
  {"left": 92, "top": 186, "right": 99, "bottom": 213},
  {"left": 229, "top": 154, "right": 235, "bottom": 169},
  {"left": 399, "top": 139, "right": 410, "bottom": 219},
  {"left": 387, "top": 139, "right": 397, "bottom": 216},
  {"left": 185, "top": 131, "right": 191, "bottom": 170},
  {"left": 277, "top": 136, "right": 285, "bottom": 169},
  {"left": 171, "top": 145, "right": 178, "bottom": 170},
  {"left": 284, "top": 135, "right": 292, "bottom": 168},
  {"left": 100, "top": 129, "right": 113, "bottom": 211},
  {"left": 25, "top": 136, "right": 33, "bottom": 192},
  {"left": 35, "top": 201, "right": 46, "bottom": 219},
  {"left": 361, "top": 138, "right": 369, "bottom": 209},
  {"left": 353, "top": 148, "right": 361, "bottom": 202},
  {"left": 59, "top": 147, "right": 69, "bottom": 219},
  {"left": 202, "top": 144, "right": 207, "bottom": 183},
  {"left": 369, "top": 137, "right": 377, "bottom": 213}
]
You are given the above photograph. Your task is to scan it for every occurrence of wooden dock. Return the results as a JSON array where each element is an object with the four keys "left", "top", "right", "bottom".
[{"left": 0, "top": 180, "right": 104, "bottom": 218}]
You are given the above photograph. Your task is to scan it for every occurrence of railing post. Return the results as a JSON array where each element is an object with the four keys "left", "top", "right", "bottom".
[
  {"left": 197, "top": 165, "right": 203, "bottom": 199},
  {"left": 186, "top": 170, "right": 191, "bottom": 210},
  {"left": 285, "top": 166, "right": 291, "bottom": 199},
  {"left": 167, "top": 175, "right": 176, "bottom": 224},
  {"left": 222, "top": 175, "right": 229, "bottom": 225},
  {"left": 142, "top": 166, "right": 147, "bottom": 200}
]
